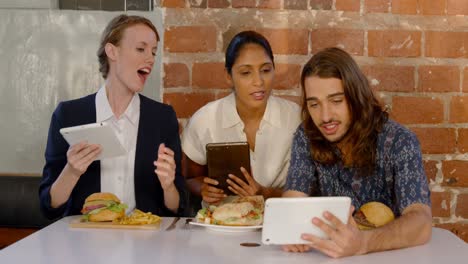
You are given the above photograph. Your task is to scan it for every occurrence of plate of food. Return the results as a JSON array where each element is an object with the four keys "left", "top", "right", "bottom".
[{"left": 190, "top": 195, "right": 264, "bottom": 233}]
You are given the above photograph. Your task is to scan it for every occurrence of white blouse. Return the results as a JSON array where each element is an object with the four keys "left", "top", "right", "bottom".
[
  {"left": 181, "top": 93, "right": 301, "bottom": 188},
  {"left": 96, "top": 86, "right": 139, "bottom": 213}
]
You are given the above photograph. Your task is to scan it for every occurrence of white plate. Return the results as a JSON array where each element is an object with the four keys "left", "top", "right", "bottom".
[{"left": 189, "top": 221, "right": 262, "bottom": 233}]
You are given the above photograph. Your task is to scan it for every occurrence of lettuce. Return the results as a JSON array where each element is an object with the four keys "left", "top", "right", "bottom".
[
  {"left": 108, "top": 203, "right": 128, "bottom": 213},
  {"left": 198, "top": 208, "right": 207, "bottom": 217},
  {"left": 225, "top": 217, "right": 240, "bottom": 223},
  {"left": 82, "top": 214, "right": 90, "bottom": 221}
]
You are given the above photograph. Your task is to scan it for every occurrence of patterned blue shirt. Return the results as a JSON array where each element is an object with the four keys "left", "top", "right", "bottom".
[{"left": 285, "top": 120, "right": 430, "bottom": 216}]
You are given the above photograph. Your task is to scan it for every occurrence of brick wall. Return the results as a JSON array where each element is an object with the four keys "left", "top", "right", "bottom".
[{"left": 159, "top": 0, "right": 468, "bottom": 242}]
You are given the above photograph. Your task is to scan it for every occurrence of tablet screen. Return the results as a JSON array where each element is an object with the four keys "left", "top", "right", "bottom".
[
  {"left": 60, "top": 122, "right": 127, "bottom": 160},
  {"left": 206, "top": 142, "right": 251, "bottom": 195}
]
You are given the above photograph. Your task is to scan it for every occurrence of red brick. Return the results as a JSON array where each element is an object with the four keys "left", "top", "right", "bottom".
[
  {"left": 335, "top": 0, "right": 360, "bottom": 12},
  {"left": 442, "top": 161, "right": 468, "bottom": 188},
  {"left": 425, "top": 31, "right": 468, "bottom": 58},
  {"left": 458, "top": 129, "right": 468, "bottom": 153},
  {"left": 310, "top": 0, "right": 333, "bottom": 10},
  {"left": 431, "top": 192, "right": 451, "bottom": 217},
  {"left": 162, "top": 0, "right": 186, "bottom": 8},
  {"left": 449, "top": 96, "right": 468, "bottom": 123},
  {"left": 424, "top": 160, "right": 438, "bottom": 183},
  {"left": 276, "top": 95, "right": 302, "bottom": 106},
  {"left": 190, "top": 0, "right": 206, "bottom": 7},
  {"left": 232, "top": 0, "right": 256, "bottom": 8},
  {"left": 448, "top": 0, "right": 468, "bottom": 15},
  {"left": 411, "top": 128, "right": 456, "bottom": 154},
  {"left": 258, "top": 28, "right": 309, "bottom": 55},
  {"left": 273, "top": 64, "right": 302, "bottom": 90},
  {"left": 259, "top": 0, "right": 282, "bottom": 9},
  {"left": 284, "top": 0, "right": 308, "bottom": 10},
  {"left": 164, "top": 93, "right": 217, "bottom": 118},
  {"left": 455, "top": 193, "right": 468, "bottom": 218},
  {"left": 435, "top": 223, "right": 468, "bottom": 243},
  {"left": 464, "top": 67, "right": 468, "bottom": 92},
  {"left": 311, "top": 28, "right": 364, "bottom": 55},
  {"left": 418, "top": 66, "right": 460, "bottom": 92},
  {"left": 208, "top": 0, "right": 230, "bottom": 8},
  {"left": 164, "top": 26, "right": 217, "bottom": 53},
  {"left": 164, "top": 63, "right": 189, "bottom": 88},
  {"left": 362, "top": 65, "right": 415, "bottom": 92},
  {"left": 368, "top": 30, "right": 421, "bottom": 57},
  {"left": 420, "top": 0, "right": 446, "bottom": 15},
  {"left": 364, "top": 0, "right": 390, "bottom": 13},
  {"left": 392, "top": 0, "right": 419, "bottom": 14},
  {"left": 192, "top": 63, "right": 231, "bottom": 89},
  {"left": 391, "top": 97, "right": 444, "bottom": 124},
  {"left": 374, "top": 92, "right": 388, "bottom": 109}
]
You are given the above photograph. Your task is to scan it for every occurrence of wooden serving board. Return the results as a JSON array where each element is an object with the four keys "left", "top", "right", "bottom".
[{"left": 69, "top": 218, "right": 160, "bottom": 230}]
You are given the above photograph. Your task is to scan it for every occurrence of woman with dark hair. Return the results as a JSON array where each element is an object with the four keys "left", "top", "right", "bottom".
[
  {"left": 182, "top": 31, "right": 301, "bottom": 205},
  {"left": 282, "top": 47, "right": 431, "bottom": 257},
  {"left": 39, "top": 14, "right": 186, "bottom": 219}
]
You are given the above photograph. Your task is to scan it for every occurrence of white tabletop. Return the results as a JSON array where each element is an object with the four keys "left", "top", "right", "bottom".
[{"left": 1, "top": 217, "right": 466, "bottom": 264}]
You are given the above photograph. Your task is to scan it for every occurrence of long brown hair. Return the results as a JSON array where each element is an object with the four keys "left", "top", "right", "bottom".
[
  {"left": 300, "top": 47, "right": 388, "bottom": 174},
  {"left": 97, "top": 14, "right": 159, "bottom": 79}
]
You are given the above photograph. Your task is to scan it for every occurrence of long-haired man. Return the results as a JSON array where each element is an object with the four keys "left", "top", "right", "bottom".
[{"left": 282, "top": 47, "right": 431, "bottom": 258}]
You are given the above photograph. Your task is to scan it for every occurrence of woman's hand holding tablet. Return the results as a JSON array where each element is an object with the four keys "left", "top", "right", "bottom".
[{"left": 59, "top": 122, "right": 127, "bottom": 160}]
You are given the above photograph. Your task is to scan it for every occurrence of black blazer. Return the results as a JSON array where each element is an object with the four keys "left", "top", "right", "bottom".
[{"left": 39, "top": 93, "right": 186, "bottom": 219}]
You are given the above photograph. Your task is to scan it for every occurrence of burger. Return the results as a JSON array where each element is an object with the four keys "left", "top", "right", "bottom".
[
  {"left": 354, "top": 201, "right": 395, "bottom": 230},
  {"left": 81, "top": 192, "right": 127, "bottom": 222},
  {"left": 196, "top": 195, "right": 264, "bottom": 226}
]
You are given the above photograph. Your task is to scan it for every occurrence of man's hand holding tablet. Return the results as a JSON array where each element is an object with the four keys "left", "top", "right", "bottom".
[{"left": 262, "top": 197, "right": 353, "bottom": 254}]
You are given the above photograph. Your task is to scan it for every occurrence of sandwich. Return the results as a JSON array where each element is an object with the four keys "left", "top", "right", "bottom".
[
  {"left": 81, "top": 192, "right": 127, "bottom": 222},
  {"left": 196, "top": 195, "right": 264, "bottom": 226},
  {"left": 212, "top": 202, "right": 262, "bottom": 226},
  {"left": 354, "top": 201, "right": 395, "bottom": 230}
]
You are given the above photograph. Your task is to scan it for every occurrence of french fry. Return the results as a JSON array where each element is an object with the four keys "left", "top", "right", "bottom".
[{"left": 114, "top": 209, "right": 161, "bottom": 225}]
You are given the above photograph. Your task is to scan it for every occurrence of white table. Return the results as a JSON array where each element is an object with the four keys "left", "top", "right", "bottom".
[{"left": 0, "top": 217, "right": 466, "bottom": 264}]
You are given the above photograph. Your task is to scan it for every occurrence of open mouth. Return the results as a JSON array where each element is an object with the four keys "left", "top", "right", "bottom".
[
  {"left": 250, "top": 91, "right": 266, "bottom": 100},
  {"left": 137, "top": 67, "right": 151, "bottom": 83},
  {"left": 321, "top": 122, "right": 339, "bottom": 135}
]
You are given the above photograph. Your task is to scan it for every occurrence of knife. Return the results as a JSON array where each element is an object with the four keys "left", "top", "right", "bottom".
[{"left": 165, "top": 217, "right": 181, "bottom": 231}]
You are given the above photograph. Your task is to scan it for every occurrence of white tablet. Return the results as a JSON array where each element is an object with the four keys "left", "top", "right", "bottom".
[
  {"left": 262, "top": 197, "right": 351, "bottom": 245},
  {"left": 59, "top": 122, "right": 127, "bottom": 160}
]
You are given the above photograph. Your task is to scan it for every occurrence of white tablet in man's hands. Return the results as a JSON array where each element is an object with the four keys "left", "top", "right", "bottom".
[
  {"left": 262, "top": 197, "right": 351, "bottom": 245},
  {"left": 59, "top": 122, "right": 127, "bottom": 160}
]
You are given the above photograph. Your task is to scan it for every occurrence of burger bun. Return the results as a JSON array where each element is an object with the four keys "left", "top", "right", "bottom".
[{"left": 85, "top": 192, "right": 120, "bottom": 203}]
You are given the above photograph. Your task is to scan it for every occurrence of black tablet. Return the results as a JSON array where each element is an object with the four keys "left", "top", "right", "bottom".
[{"left": 206, "top": 142, "right": 251, "bottom": 195}]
